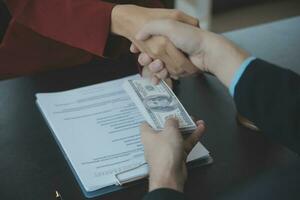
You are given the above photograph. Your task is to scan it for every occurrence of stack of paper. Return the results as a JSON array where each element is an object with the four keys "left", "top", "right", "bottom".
[{"left": 36, "top": 74, "right": 211, "bottom": 198}]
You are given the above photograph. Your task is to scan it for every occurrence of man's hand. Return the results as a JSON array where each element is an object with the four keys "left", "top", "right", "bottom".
[
  {"left": 142, "top": 64, "right": 173, "bottom": 88},
  {"left": 111, "top": 5, "right": 199, "bottom": 40},
  {"left": 140, "top": 118, "right": 205, "bottom": 192},
  {"left": 136, "top": 20, "right": 250, "bottom": 88},
  {"left": 131, "top": 35, "right": 199, "bottom": 82},
  {"left": 111, "top": 5, "right": 199, "bottom": 82}
]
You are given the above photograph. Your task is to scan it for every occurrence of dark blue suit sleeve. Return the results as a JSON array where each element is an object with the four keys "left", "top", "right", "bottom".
[{"left": 234, "top": 59, "right": 300, "bottom": 154}]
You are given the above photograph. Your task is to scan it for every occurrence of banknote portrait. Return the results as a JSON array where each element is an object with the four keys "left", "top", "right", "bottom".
[
  {"left": 124, "top": 78, "right": 197, "bottom": 132},
  {"left": 143, "top": 95, "right": 177, "bottom": 112}
]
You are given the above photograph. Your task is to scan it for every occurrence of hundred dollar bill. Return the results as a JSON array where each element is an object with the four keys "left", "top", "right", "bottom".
[{"left": 123, "top": 78, "right": 196, "bottom": 133}]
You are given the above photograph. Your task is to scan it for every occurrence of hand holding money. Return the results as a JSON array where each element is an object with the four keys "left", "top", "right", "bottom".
[
  {"left": 123, "top": 77, "right": 196, "bottom": 133},
  {"left": 140, "top": 118, "right": 205, "bottom": 192}
]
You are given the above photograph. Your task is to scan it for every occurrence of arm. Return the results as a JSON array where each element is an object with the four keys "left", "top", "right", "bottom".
[
  {"left": 2, "top": 0, "right": 199, "bottom": 80},
  {"left": 141, "top": 119, "right": 205, "bottom": 200},
  {"left": 143, "top": 189, "right": 185, "bottom": 200},
  {"left": 234, "top": 59, "right": 300, "bottom": 154},
  {"left": 3, "top": 0, "right": 165, "bottom": 58},
  {"left": 5, "top": 0, "right": 198, "bottom": 58},
  {"left": 5, "top": 0, "right": 115, "bottom": 56},
  {"left": 136, "top": 20, "right": 300, "bottom": 154}
]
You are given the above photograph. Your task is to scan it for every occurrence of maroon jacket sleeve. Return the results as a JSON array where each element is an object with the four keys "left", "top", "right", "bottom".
[
  {"left": 0, "top": 0, "right": 163, "bottom": 78},
  {"left": 5, "top": 0, "right": 115, "bottom": 56},
  {"left": 148, "top": 0, "right": 164, "bottom": 7}
]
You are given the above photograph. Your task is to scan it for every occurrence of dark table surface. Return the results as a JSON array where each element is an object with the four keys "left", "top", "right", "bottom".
[
  {"left": 1, "top": 54, "right": 299, "bottom": 200},
  {"left": 1, "top": 18, "right": 300, "bottom": 200}
]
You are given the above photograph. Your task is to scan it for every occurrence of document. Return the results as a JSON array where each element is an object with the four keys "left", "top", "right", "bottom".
[{"left": 36, "top": 74, "right": 210, "bottom": 194}]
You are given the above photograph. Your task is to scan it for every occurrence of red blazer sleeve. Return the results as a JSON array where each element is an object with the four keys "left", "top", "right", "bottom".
[
  {"left": 0, "top": 0, "right": 164, "bottom": 79},
  {"left": 147, "top": 0, "right": 163, "bottom": 7},
  {"left": 5, "top": 0, "right": 115, "bottom": 57}
]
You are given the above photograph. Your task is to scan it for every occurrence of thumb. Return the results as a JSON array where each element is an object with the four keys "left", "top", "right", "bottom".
[
  {"left": 136, "top": 20, "right": 171, "bottom": 41},
  {"left": 140, "top": 122, "right": 155, "bottom": 144},
  {"left": 136, "top": 20, "right": 203, "bottom": 56},
  {"left": 164, "top": 117, "right": 180, "bottom": 130},
  {"left": 184, "top": 120, "right": 205, "bottom": 154},
  {"left": 164, "top": 118, "right": 182, "bottom": 138}
]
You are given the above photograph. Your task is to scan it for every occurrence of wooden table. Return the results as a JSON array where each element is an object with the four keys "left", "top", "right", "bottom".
[{"left": 0, "top": 17, "right": 299, "bottom": 200}]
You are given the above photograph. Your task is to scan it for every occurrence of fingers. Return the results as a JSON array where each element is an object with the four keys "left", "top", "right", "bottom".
[
  {"left": 136, "top": 19, "right": 204, "bottom": 58},
  {"left": 140, "top": 122, "right": 155, "bottom": 143},
  {"left": 160, "top": 50, "right": 184, "bottom": 76},
  {"left": 150, "top": 67, "right": 168, "bottom": 85},
  {"left": 151, "top": 76, "right": 160, "bottom": 85},
  {"left": 138, "top": 36, "right": 183, "bottom": 77},
  {"left": 135, "top": 22, "right": 200, "bottom": 79},
  {"left": 139, "top": 57, "right": 168, "bottom": 85},
  {"left": 138, "top": 53, "right": 153, "bottom": 66},
  {"left": 184, "top": 120, "right": 205, "bottom": 154},
  {"left": 170, "top": 75, "right": 179, "bottom": 80},
  {"left": 130, "top": 43, "right": 140, "bottom": 53},
  {"left": 155, "top": 68, "right": 168, "bottom": 80},
  {"left": 171, "top": 10, "right": 199, "bottom": 27},
  {"left": 148, "top": 59, "right": 164, "bottom": 73},
  {"left": 164, "top": 118, "right": 180, "bottom": 130},
  {"left": 165, "top": 41, "right": 198, "bottom": 75}
]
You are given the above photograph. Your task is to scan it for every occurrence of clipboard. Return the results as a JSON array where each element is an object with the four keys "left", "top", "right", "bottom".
[{"left": 37, "top": 101, "right": 213, "bottom": 198}]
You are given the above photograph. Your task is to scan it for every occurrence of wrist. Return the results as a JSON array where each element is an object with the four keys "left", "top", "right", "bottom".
[
  {"left": 111, "top": 5, "right": 141, "bottom": 39},
  {"left": 215, "top": 46, "right": 250, "bottom": 88},
  {"left": 149, "top": 172, "right": 185, "bottom": 192},
  {"left": 205, "top": 34, "right": 250, "bottom": 88}
]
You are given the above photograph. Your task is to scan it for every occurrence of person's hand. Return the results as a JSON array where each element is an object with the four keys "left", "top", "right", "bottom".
[
  {"left": 142, "top": 64, "right": 173, "bottom": 88},
  {"left": 111, "top": 5, "right": 198, "bottom": 41},
  {"left": 131, "top": 36, "right": 200, "bottom": 84},
  {"left": 140, "top": 118, "right": 205, "bottom": 192},
  {"left": 135, "top": 19, "right": 250, "bottom": 88},
  {"left": 111, "top": 5, "right": 199, "bottom": 82}
]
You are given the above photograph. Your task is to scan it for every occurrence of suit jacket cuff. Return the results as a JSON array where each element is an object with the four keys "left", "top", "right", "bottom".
[{"left": 143, "top": 188, "right": 185, "bottom": 200}]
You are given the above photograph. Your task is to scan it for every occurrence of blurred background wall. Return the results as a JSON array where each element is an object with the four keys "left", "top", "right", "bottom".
[{"left": 161, "top": 0, "right": 300, "bottom": 32}]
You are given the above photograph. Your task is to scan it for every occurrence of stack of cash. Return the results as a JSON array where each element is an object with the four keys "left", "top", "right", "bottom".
[{"left": 123, "top": 78, "right": 196, "bottom": 133}]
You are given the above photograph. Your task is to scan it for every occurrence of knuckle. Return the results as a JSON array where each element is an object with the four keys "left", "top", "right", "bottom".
[
  {"left": 157, "top": 37, "right": 168, "bottom": 47},
  {"left": 177, "top": 61, "right": 186, "bottom": 69},
  {"left": 166, "top": 66, "right": 179, "bottom": 76},
  {"left": 172, "top": 66, "right": 184, "bottom": 75},
  {"left": 148, "top": 37, "right": 170, "bottom": 57},
  {"left": 177, "top": 60, "right": 190, "bottom": 74},
  {"left": 151, "top": 46, "right": 165, "bottom": 56}
]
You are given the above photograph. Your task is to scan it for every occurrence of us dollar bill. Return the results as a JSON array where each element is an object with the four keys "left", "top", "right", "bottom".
[{"left": 123, "top": 78, "right": 196, "bottom": 133}]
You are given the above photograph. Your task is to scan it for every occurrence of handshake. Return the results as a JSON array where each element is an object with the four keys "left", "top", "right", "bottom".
[
  {"left": 112, "top": 5, "right": 249, "bottom": 88},
  {"left": 112, "top": 6, "right": 250, "bottom": 88},
  {"left": 132, "top": 19, "right": 250, "bottom": 88}
]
